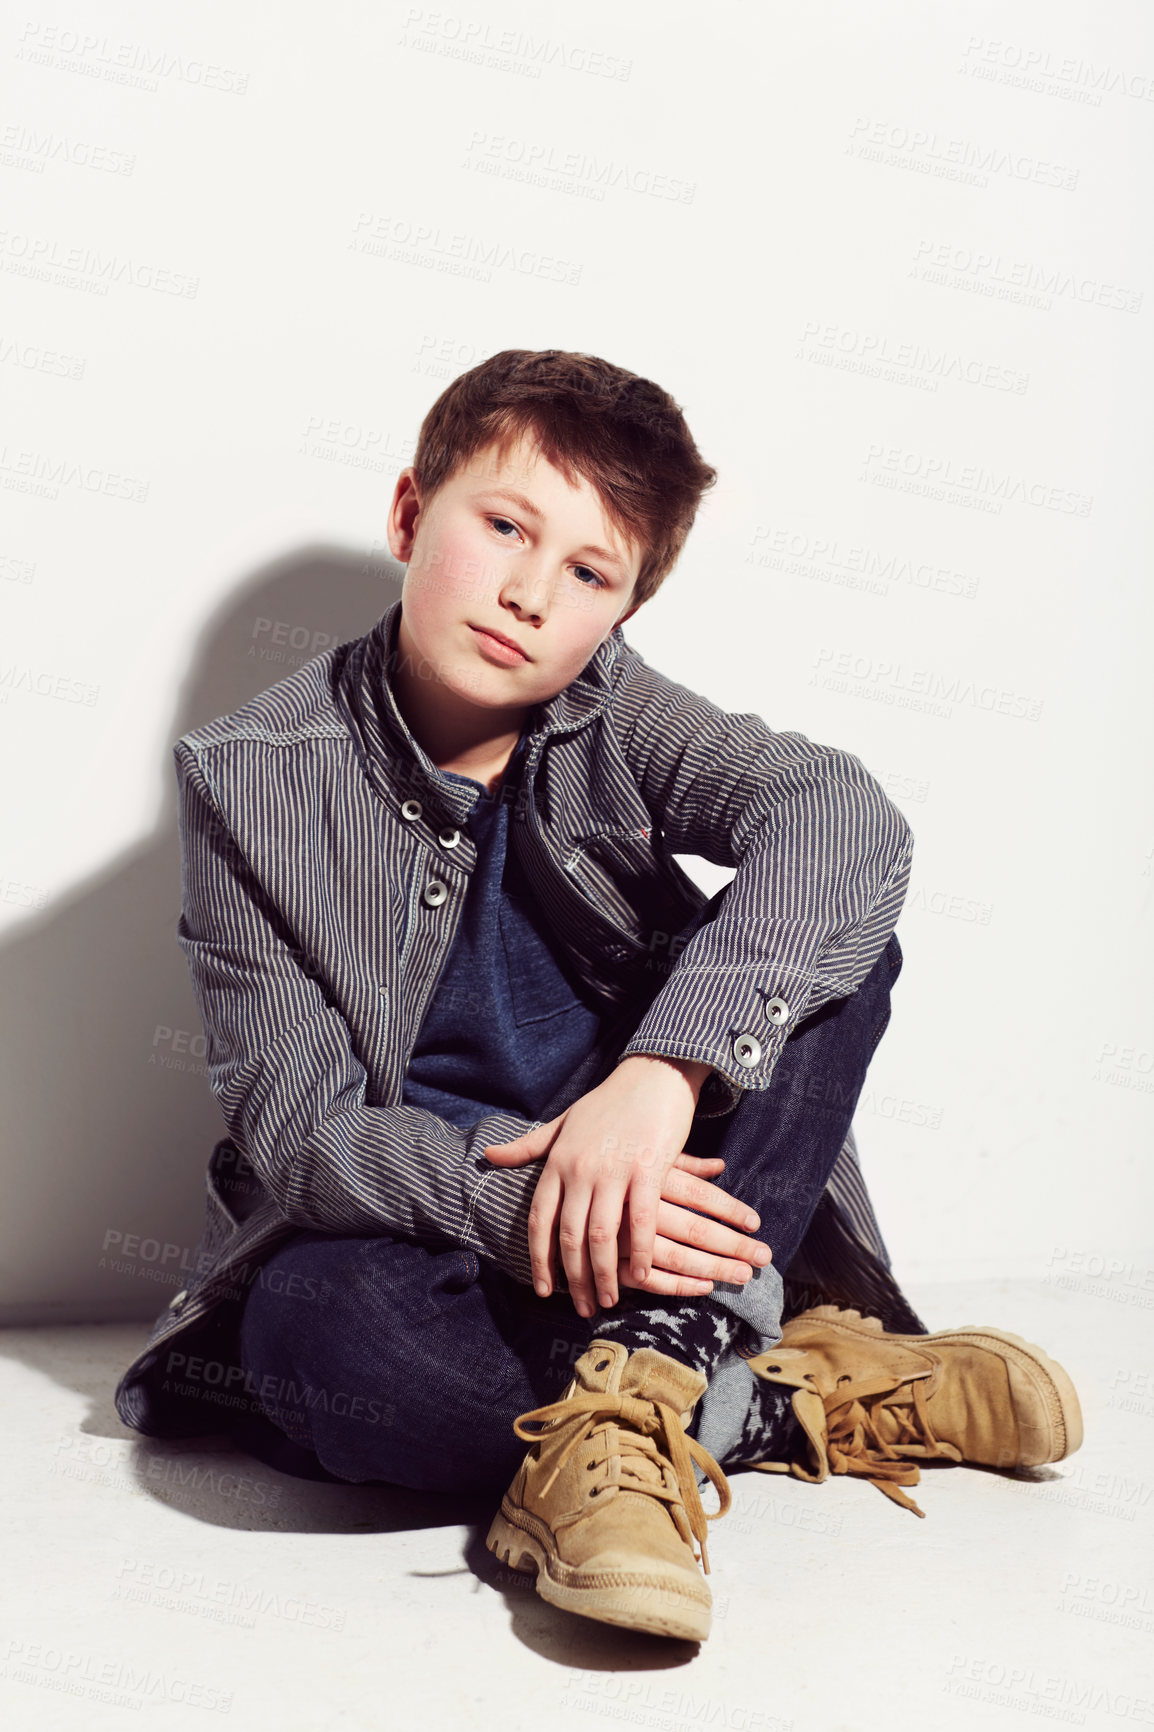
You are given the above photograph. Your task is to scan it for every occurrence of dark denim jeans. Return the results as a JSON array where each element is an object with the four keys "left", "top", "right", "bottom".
[{"left": 233, "top": 893, "right": 903, "bottom": 1494}]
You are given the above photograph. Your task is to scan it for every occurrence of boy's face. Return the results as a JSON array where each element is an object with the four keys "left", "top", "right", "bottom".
[{"left": 385, "top": 431, "right": 645, "bottom": 734}]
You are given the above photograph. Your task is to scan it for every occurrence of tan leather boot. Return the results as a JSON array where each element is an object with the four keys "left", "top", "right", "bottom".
[
  {"left": 486, "top": 1339, "right": 731, "bottom": 1641},
  {"left": 743, "top": 1304, "right": 1084, "bottom": 1518}
]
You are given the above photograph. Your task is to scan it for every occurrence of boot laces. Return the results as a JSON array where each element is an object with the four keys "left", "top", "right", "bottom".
[
  {"left": 512, "top": 1390, "right": 732, "bottom": 1574},
  {"left": 825, "top": 1369, "right": 963, "bottom": 1517}
]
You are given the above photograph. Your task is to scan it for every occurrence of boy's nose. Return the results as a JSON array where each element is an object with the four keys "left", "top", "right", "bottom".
[{"left": 498, "top": 571, "right": 550, "bottom": 623}]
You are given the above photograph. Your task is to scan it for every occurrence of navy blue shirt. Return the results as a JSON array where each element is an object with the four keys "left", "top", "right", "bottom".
[{"left": 402, "top": 733, "right": 605, "bottom": 1129}]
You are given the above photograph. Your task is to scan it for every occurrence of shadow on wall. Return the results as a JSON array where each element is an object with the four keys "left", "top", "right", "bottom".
[{"left": 0, "top": 546, "right": 404, "bottom": 1327}]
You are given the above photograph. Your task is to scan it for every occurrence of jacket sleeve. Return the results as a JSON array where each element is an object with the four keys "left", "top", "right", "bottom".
[
  {"left": 609, "top": 643, "right": 914, "bottom": 1115},
  {"left": 174, "top": 740, "right": 548, "bottom": 1287}
]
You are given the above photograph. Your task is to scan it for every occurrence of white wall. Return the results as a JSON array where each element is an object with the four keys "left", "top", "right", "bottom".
[{"left": 2, "top": 0, "right": 1150, "bottom": 1322}]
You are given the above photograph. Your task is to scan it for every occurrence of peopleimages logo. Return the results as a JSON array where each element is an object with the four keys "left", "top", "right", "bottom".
[
  {"left": 911, "top": 237, "right": 1142, "bottom": 313},
  {"left": 0, "top": 1637, "right": 234, "bottom": 1712},
  {"left": 397, "top": 11, "right": 632, "bottom": 82},
  {"left": 113, "top": 1560, "right": 348, "bottom": 1632},
  {"left": 859, "top": 442, "right": 1093, "bottom": 516},
  {"left": 159, "top": 1351, "right": 395, "bottom": 1428},
  {"left": 959, "top": 35, "right": 1154, "bottom": 105},
  {"left": 810, "top": 647, "right": 1044, "bottom": 722},
  {"left": 15, "top": 22, "right": 249, "bottom": 94},
  {"left": 463, "top": 131, "right": 695, "bottom": 203},
  {"left": 0, "top": 227, "right": 199, "bottom": 297},
  {"left": 349, "top": 211, "right": 582, "bottom": 287},
  {"left": 847, "top": 116, "right": 1080, "bottom": 189}
]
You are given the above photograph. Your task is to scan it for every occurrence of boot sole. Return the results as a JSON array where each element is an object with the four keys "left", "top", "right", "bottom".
[
  {"left": 798, "top": 1307, "right": 1084, "bottom": 1463},
  {"left": 486, "top": 1504, "right": 712, "bottom": 1642}
]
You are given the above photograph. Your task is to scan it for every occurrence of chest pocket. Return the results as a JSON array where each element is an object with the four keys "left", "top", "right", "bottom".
[
  {"left": 564, "top": 827, "right": 695, "bottom": 949},
  {"left": 498, "top": 890, "right": 587, "bottom": 1027}
]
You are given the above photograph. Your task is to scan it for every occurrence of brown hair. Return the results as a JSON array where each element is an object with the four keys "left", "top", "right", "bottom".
[{"left": 410, "top": 349, "right": 717, "bottom": 609}]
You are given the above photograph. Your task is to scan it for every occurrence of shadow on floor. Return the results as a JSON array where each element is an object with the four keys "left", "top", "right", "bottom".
[
  {"left": 0, "top": 1312, "right": 1069, "bottom": 1670},
  {"left": 1, "top": 1320, "right": 727, "bottom": 1663},
  {"left": 1, "top": 1321, "right": 502, "bottom": 1535}
]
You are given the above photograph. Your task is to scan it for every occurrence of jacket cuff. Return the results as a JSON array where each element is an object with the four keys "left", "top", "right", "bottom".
[
  {"left": 617, "top": 960, "right": 814, "bottom": 1110},
  {"left": 460, "top": 1111, "right": 550, "bottom": 1288}
]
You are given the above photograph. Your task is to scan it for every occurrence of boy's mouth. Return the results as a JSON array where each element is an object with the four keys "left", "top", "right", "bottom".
[{"left": 468, "top": 623, "right": 532, "bottom": 663}]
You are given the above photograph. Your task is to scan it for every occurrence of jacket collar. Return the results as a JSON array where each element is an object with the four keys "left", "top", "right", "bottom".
[{"left": 341, "top": 596, "right": 624, "bottom": 824}]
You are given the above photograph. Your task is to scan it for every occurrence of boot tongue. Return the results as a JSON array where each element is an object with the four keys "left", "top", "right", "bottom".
[
  {"left": 571, "top": 1342, "right": 629, "bottom": 1398},
  {"left": 569, "top": 1344, "right": 707, "bottom": 1500},
  {"left": 570, "top": 1342, "right": 707, "bottom": 1423},
  {"left": 619, "top": 1347, "right": 708, "bottom": 1424}
]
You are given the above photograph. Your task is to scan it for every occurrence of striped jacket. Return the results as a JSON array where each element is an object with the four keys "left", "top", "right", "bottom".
[{"left": 115, "top": 596, "right": 926, "bottom": 1435}]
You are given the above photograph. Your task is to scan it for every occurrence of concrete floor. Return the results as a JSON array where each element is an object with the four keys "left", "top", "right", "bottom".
[{"left": 1, "top": 1273, "right": 1149, "bottom": 1732}]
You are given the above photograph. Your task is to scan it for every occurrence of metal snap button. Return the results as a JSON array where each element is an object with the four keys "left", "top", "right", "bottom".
[
  {"left": 438, "top": 827, "right": 461, "bottom": 849},
  {"left": 732, "top": 1032, "right": 763, "bottom": 1068},
  {"left": 764, "top": 996, "right": 790, "bottom": 1025},
  {"left": 400, "top": 799, "right": 423, "bottom": 821},
  {"left": 422, "top": 879, "right": 449, "bottom": 907}
]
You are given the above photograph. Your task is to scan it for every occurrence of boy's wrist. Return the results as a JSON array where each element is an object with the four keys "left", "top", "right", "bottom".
[{"left": 615, "top": 1051, "right": 714, "bottom": 1100}]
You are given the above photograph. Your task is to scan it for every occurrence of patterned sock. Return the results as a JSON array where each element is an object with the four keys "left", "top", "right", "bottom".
[
  {"left": 725, "top": 1368, "right": 802, "bottom": 1469},
  {"left": 592, "top": 1303, "right": 803, "bottom": 1477},
  {"left": 591, "top": 1295, "right": 739, "bottom": 1383}
]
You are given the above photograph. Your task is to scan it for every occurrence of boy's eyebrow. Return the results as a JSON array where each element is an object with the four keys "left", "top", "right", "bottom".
[{"left": 476, "top": 485, "right": 629, "bottom": 573}]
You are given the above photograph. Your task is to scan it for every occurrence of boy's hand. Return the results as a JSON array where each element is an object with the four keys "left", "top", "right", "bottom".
[
  {"left": 481, "top": 1055, "right": 771, "bottom": 1318},
  {"left": 616, "top": 1156, "right": 771, "bottom": 1298}
]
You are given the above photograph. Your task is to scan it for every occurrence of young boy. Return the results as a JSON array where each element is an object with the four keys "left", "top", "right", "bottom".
[{"left": 115, "top": 349, "right": 1082, "bottom": 1644}]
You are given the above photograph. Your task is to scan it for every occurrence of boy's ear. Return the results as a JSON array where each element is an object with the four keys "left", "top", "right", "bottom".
[{"left": 387, "top": 467, "right": 422, "bottom": 564}]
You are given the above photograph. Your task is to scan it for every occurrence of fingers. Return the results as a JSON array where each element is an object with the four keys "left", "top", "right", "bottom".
[
  {"left": 626, "top": 1165, "right": 664, "bottom": 1288},
  {"left": 616, "top": 1225, "right": 714, "bottom": 1298},
  {"left": 587, "top": 1179, "right": 629, "bottom": 1312},
  {"left": 526, "top": 1165, "right": 562, "bottom": 1298},
  {"left": 483, "top": 1121, "right": 556, "bottom": 1164},
  {"left": 671, "top": 1153, "right": 726, "bottom": 1175},
  {"left": 661, "top": 1164, "right": 765, "bottom": 1236},
  {"left": 530, "top": 1160, "right": 634, "bottom": 1316},
  {"left": 529, "top": 1144, "right": 736, "bottom": 1319},
  {"left": 621, "top": 1226, "right": 754, "bottom": 1290},
  {"left": 617, "top": 1253, "right": 715, "bottom": 1298},
  {"left": 557, "top": 1180, "right": 600, "bottom": 1320},
  {"left": 656, "top": 1198, "right": 772, "bottom": 1277},
  {"left": 617, "top": 1219, "right": 747, "bottom": 1293}
]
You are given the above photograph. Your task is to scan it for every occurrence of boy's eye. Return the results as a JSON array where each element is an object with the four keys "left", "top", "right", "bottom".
[{"left": 488, "top": 515, "right": 605, "bottom": 589}]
